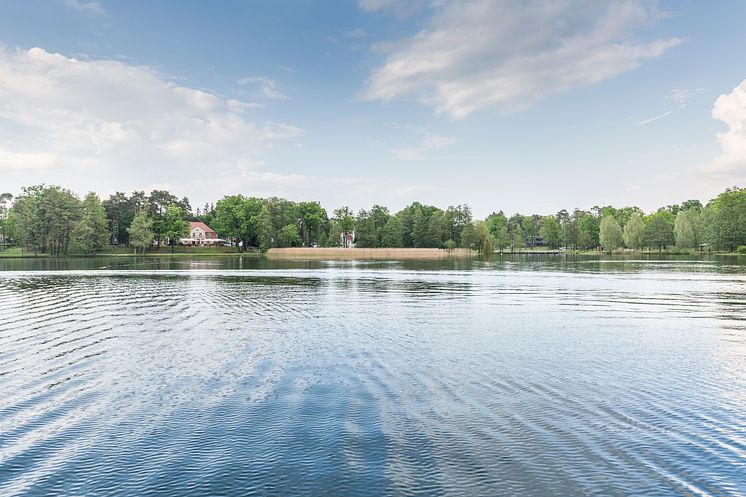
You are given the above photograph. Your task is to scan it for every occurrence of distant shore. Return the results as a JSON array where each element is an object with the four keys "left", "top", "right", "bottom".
[{"left": 1, "top": 246, "right": 742, "bottom": 260}]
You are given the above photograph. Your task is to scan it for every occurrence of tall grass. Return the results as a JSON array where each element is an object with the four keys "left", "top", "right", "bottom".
[{"left": 267, "top": 247, "right": 474, "bottom": 259}]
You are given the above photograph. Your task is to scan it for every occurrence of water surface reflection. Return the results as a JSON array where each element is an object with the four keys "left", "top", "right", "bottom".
[{"left": 0, "top": 258, "right": 745, "bottom": 495}]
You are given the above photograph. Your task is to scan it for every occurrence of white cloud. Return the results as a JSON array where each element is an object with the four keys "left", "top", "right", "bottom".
[
  {"left": 635, "top": 88, "right": 706, "bottom": 126},
  {"left": 237, "top": 76, "right": 288, "bottom": 100},
  {"left": 226, "top": 99, "right": 263, "bottom": 112},
  {"left": 362, "top": 0, "right": 681, "bottom": 119},
  {"left": 345, "top": 28, "right": 368, "bottom": 39},
  {"left": 358, "top": 0, "right": 425, "bottom": 18},
  {"left": 0, "top": 47, "right": 301, "bottom": 202},
  {"left": 0, "top": 47, "right": 431, "bottom": 209},
  {"left": 655, "top": 77, "right": 746, "bottom": 200},
  {"left": 64, "top": 0, "right": 104, "bottom": 15},
  {"left": 388, "top": 129, "right": 458, "bottom": 160},
  {"left": 667, "top": 88, "right": 706, "bottom": 109},
  {"left": 0, "top": 146, "right": 57, "bottom": 170},
  {"left": 709, "top": 78, "right": 746, "bottom": 176}
]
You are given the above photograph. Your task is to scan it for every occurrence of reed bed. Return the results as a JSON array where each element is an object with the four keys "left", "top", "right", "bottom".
[{"left": 266, "top": 247, "right": 474, "bottom": 260}]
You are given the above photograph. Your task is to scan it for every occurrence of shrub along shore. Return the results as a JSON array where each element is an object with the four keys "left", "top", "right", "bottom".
[{"left": 0, "top": 185, "right": 745, "bottom": 258}]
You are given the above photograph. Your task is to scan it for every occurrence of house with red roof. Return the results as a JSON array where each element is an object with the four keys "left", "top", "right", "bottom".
[{"left": 181, "top": 221, "right": 223, "bottom": 246}]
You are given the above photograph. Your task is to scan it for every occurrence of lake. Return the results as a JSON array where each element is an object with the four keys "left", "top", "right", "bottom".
[{"left": 1, "top": 255, "right": 745, "bottom": 496}]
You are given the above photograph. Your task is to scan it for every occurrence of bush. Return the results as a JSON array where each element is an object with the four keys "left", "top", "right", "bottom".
[{"left": 736, "top": 246, "right": 746, "bottom": 254}]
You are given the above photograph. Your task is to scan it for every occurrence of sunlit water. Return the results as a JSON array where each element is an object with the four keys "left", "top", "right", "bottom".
[{"left": 1, "top": 256, "right": 745, "bottom": 496}]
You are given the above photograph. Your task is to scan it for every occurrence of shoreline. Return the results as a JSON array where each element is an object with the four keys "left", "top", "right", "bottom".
[
  {"left": 0, "top": 250, "right": 260, "bottom": 259},
  {"left": 0, "top": 247, "right": 742, "bottom": 260}
]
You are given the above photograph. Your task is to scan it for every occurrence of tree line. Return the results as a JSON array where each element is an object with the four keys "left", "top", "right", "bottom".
[{"left": 1, "top": 185, "right": 745, "bottom": 255}]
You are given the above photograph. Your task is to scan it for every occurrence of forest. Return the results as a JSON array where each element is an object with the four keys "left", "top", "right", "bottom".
[{"left": 1, "top": 185, "right": 745, "bottom": 256}]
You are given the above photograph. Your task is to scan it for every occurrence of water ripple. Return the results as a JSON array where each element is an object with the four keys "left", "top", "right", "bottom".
[{"left": 0, "top": 262, "right": 745, "bottom": 495}]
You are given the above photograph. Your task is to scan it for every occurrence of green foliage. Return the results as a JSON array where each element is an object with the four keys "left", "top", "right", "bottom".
[
  {"left": 355, "top": 207, "right": 390, "bottom": 248},
  {"left": 264, "top": 197, "right": 298, "bottom": 238},
  {"left": 623, "top": 213, "right": 645, "bottom": 250},
  {"left": 333, "top": 206, "right": 355, "bottom": 247},
  {"left": 148, "top": 190, "right": 179, "bottom": 248},
  {"left": 556, "top": 209, "right": 575, "bottom": 249},
  {"left": 213, "top": 195, "right": 245, "bottom": 249},
  {"left": 475, "top": 221, "right": 495, "bottom": 255},
  {"left": 382, "top": 216, "right": 403, "bottom": 247},
  {"left": 7, "top": 184, "right": 746, "bottom": 257},
  {"left": 493, "top": 223, "right": 509, "bottom": 251},
  {"left": 425, "top": 211, "right": 445, "bottom": 247},
  {"left": 539, "top": 216, "right": 561, "bottom": 249},
  {"left": 645, "top": 210, "right": 675, "bottom": 251},
  {"left": 101, "top": 190, "right": 186, "bottom": 249},
  {"left": 736, "top": 246, "right": 746, "bottom": 254},
  {"left": 73, "top": 192, "right": 109, "bottom": 255},
  {"left": 278, "top": 224, "right": 301, "bottom": 247},
  {"left": 577, "top": 212, "right": 600, "bottom": 249},
  {"left": 11, "top": 185, "right": 81, "bottom": 255},
  {"left": 163, "top": 206, "right": 189, "bottom": 252},
  {"left": 444, "top": 205, "right": 472, "bottom": 246},
  {"left": 0, "top": 193, "right": 12, "bottom": 251},
  {"left": 486, "top": 211, "right": 509, "bottom": 251},
  {"left": 256, "top": 205, "right": 274, "bottom": 252},
  {"left": 680, "top": 199, "right": 703, "bottom": 212},
  {"left": 459, "top": 221, "right": 495, "bottom": 254},
  {"left": 615, "top": 206, "right": 644, "bottom": 228},
  {"left": 354, "top": 213, "right": 377, "bottom": 248},
  {"left": 103, "top": 192, "right": 135, "bottom": 246},
  {"left": 213, "top": 195, "right": 268, "bottom": 251},
  {"left": 127, "top": 211, "right": 154, "bottom": 254},
  {"left": 444, "top": 239, "right": 456, "bottom": 251},
  {"left": 196, "top": 202, "right": 216, "bottom": 227},
  {"left": 509, "top": 215, "right": 524, "bottom": 252},
  {"left": 674, "top": 209, "right": 701, "bottom": 249},
  {"left": 702, "top": 187, "right": 746, "bottom": 251},
  {"left": 297, "top": 201, "right": 328, "bottom": 246},
  {"left": 599, "top": 215, "right": 623, "bottom": 252},
  {"left": 460, "top": 222, "right": 478, "bottom": 249},
  {"left": 521, "top": 215, "right": 541, "bottom": 247},
  {"left": 394, "top": 202, "right": 455, "bottom": 248}
]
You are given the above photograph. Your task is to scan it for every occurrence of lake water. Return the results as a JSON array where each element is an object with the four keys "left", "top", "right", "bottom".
[{"left": 1, "top": 256, "right": 745, "bottom": 496}]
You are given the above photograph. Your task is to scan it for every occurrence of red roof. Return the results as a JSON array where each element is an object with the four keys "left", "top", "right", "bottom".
[{"left": 189, "top": 221, "right": 216, "bottom": 234}]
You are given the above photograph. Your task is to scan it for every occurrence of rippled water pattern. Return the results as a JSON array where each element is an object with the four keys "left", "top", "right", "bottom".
[{"left": 1, "top": 258, "right": 745, "bottom": 496}]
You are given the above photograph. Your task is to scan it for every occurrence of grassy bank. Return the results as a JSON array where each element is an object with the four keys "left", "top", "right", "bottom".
[
  {"left": 495, "top": 247, "right": 741, "bottom": 256},
  {"left": 0, "top": 246, "right": 260, "bottom": 258},
  {"left": 267, "top": 247, "right": 475, "bottom": 260},
  {"left": 96, "top": 246, "right": 259, "bottom": 257}
]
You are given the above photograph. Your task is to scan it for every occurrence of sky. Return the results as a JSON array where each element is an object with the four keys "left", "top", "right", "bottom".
[{"left": 1, "top": 0, "right": 746, "bottom": 217}]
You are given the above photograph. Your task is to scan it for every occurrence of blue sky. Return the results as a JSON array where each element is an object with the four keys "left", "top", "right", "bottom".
[{"left": 1, "top": 0, "right": 746, "bottom": 216}]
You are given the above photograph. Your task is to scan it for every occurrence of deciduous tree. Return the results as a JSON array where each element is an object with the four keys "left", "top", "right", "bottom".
[
  {"left": 623, "top": 213, "right": 645, "bottom": 250},
  {"left": 73, "top": 192, "right": 109, "bottom": 255},
  {"left": 128, "top": 211, "right": 154, "bottom": 254},
  {"left": 599, "top": 215, "right": 623, "bottom": 252}
]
